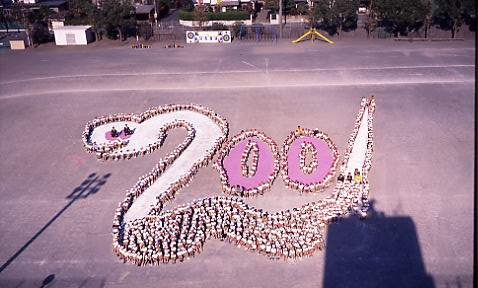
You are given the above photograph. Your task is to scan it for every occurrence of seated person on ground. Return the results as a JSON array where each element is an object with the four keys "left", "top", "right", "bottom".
[
  {"left": 337, "top": 174, "right": 345, "bottom": 182},
  {"left": 354, "top": 168, "right": 362, "bottom": 184},
  {"left": 124, "top": 124, "right": 132, "bottom": 135},
  {"left": 111, "top": 126, "right": 118, "bottom": 138}
]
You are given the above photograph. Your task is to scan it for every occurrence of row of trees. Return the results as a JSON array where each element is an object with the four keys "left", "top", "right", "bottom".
[
  {"left": 264, "top": 0, "right": 475, "bottom": 38},
  {"left": 266, "top": 0, "right": 359, "bottom": 37},
  {"left": 0, "top": 0, "right": 178, "bottom": 43},
  {"left": 1, "top": 0, "right": 474, "bottom": 42},
  {"left": 65, "top": 0, "right": 136, "bottom": 40},
  {"left": 368, "top": 0, "right": 476, "bottom": 38},
  {"left": 0, "top": 3, "right": 55, "bottom": 44}
]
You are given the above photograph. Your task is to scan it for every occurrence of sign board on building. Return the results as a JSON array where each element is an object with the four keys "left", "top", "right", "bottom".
[{"left": 186, "top": 31, "right": 231, "bottom": 44}]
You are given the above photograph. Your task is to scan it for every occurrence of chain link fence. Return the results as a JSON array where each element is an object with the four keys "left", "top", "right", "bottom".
[{"left": 150, "top": 20, "right": 473, "bottom": 44}]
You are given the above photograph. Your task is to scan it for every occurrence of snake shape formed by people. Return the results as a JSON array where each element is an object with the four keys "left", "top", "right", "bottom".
[{"left": 81, "top": 97, "right": 376, "bottom": 265}]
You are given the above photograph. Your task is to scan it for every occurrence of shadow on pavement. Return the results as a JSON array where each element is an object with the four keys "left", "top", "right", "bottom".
[
  {"left": 323, "top": 200, "right": 435, "bottom": 288},
  {"left": 2, "top": 275, "right": 105, "bottom": 288},
  {"left": 39, "top": 274, "right": 55, "bottom": 288},
  {"left": 0, "top": 173, "right": 111, "bottom": 274}
]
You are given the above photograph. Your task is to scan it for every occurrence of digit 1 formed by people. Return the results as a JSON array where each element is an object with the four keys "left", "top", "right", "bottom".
[{"left": 81, "top": 96, "right": 376, "bottom": 266}]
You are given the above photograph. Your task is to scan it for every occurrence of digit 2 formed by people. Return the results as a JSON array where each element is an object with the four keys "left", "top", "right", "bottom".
[{"left": 81, "top": 96, "right": 376, "bottom": 266}]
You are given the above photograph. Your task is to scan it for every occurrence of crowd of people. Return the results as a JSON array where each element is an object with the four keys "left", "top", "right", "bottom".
[
  {"left": 99, "top": 121, "right": 186, "bottom": 161},
  {"left": 339, "top": 96, "right": 372, "bottom": 173},
  {"left": 214, "top": 130, "right": 280, "bottom": 198},
  {"left": 112, "top": 173, "right": 371, "bottom": 266},
  {"left": 80, "top": 97, "right": 375, "bottom": 266},
  {"left": 281, "top": 128, "right": 340, "bottom": 194},
  {"left": 241, "top": 140, "right": 260, "bottom": 178},
  {"left": 299, "top": 141, "right": 319, "bottom": 175},
  {"left": 335, "top": 95, "right": 376, "bottom": 218},
  {"left": 82, "top": 104, "right": 229, "bottom": 161}
]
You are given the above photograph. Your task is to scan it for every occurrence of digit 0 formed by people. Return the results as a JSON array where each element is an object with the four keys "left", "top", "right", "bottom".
[{"left": 81, "top": 96, "right": 376, "bottom": 266}]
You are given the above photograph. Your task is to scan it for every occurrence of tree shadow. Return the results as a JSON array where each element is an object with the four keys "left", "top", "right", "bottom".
[
  {"left": 323, "top": 200, "right": 435, "bottom": 288},
  {"left": 0, "top": 173, "right": 111, "bottom": 274}
]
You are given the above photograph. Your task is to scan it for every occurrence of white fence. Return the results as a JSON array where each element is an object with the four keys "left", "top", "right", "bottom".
[
  {"left": 270, "top": 14, "right": 307, "bottom": 25},
  {"left": 179, "top": 18, "right": 253, "bottom": 27}
]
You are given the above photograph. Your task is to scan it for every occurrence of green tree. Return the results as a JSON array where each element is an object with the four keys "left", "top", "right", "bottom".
[
  {"left": 310, "top": 0, "right": 358, "bottom": 36},
  {"left": 88, "top": 6, "right": 102, "bottom": 40},
  {"left": 194, "top": 5, "right": 208, "bottom": 30},
  {"left": 265, "top": 0, "right": 295, "bottom": 24},
  {"left": 0, "top": 7, "right": 10, "bottom": 32},
  {"left": 297, "top": 3, "right": 308, "bottom": 16},
  {"left": 375, "top": 0, "right": 428, "bottom": 37},
  {"left": 331, "top": 0, "right": 359, "bottom": 37},
  {"left": 66, "top": 0, "right": 102, "bottom": 40},
  {"left": 434, "top": 0, "right": 476, "bottom": 38},
  {"left": 157, "top": 0, "right": 171, "bottom": 19},
  {"left": 363, "top": 0, "right": 377, "bottom": 38},
  {"left": 27, "top": 6, "right": 53, "bottom": 45},
  {"left": 98, "top": 0, "right": 135, "bottom": 40},
  {"left": 312, "top": 0, "right": 332, "bottom": 26},
  {"left": 177, "top": 0, "right": 194, "bottom": 11},
  {"left": 9, "top": 2, "right": 29, "bottom": 33},
  {"left": 463, "top": 0, "right": 476, "bottom": 32},
  {"left": 66, "top": 0, "right": 95, "bottom": 25},
  {"left": 423, "top": 0, "right": 432, "bottom": 38}
]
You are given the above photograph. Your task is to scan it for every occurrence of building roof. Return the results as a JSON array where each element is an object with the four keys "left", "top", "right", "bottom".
[
  {"left": 31, "top": 0, "right": 67, "bottom": 7},
  {"left": 54, "top": 25, "right": 92, "bottom": 31},
  {"left": 0, "top": 22, "right": 26, "bottom": 30},
  {"left": 221, "top": 1, "right": 239, "bottom": 6},
  {"left": 2, "top": 0, "right": 67, "bottom": 8},
  {"left": 135, "top": 4, "right": 154, "bottom": 14}
]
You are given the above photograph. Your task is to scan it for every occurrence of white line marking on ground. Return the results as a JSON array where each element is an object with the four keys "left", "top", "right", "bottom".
[
  {"left": 0, "top": 79, "right": 473, "bottom": 100},
  {"left": 0, "top": 64, "right": 473, "bottom": 86},
  {"left": 241, "top": 61, "right": 259, "bottom": 69},
  {"left": 214, "top": 58, "right": 223, "bottom": 72}
]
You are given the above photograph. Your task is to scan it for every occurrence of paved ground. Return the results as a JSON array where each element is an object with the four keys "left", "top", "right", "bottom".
[{"left": 0, "top": 39, "right": 475, "bottom": 287}]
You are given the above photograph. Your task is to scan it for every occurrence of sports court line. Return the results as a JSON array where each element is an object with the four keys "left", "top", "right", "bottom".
[
  {"left": 241, "top": 60, "right": 259, "bottom": 69},
  {"left": 0, "top": 79, "right": 473, "bottom": 100},
  {"left": 0, "top": 64, "right": 473, "bottom": 86}
]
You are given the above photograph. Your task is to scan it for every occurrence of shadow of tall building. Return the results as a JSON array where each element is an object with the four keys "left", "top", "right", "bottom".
[{"left": 323, "top": 200, "right": 435, "bottom": 288}]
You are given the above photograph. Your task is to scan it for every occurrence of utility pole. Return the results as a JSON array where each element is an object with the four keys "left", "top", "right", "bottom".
[
  {"left": 278, "top": 0, "right": 282, "bottom": 39},
  {"left": 153, "top": 0, "right": 158, "bottom": 25}
]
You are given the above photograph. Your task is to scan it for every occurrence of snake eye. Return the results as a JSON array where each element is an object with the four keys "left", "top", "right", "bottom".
[
  {"left": 215, "top": 130, "right": 280, "bottom": 198},
  {"left": 281, "top": 128, "right": 340, "bottom": 194}
]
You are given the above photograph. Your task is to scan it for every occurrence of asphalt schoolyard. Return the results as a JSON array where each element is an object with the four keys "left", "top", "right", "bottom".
[{"left": 0, "top": 38, "right": 475, "bottom": 287}]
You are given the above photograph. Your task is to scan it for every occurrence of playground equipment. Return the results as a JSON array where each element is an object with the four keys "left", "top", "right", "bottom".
[{"left": 292, "top": 28, "right": 335, "bottom": 44}]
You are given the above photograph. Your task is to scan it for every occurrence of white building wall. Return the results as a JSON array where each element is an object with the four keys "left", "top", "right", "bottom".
[
  {"left": 53, "top": 30, "right": 67, "bottom": 45},
  {"left": 179, "top": 18, "right": 253, "bottom": 27},
  {"left": 53, "top": 27, "right": 91, "bottom": 45},
  {"left": 195, "top": 0, "right": 253, "bottom": 5}
]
